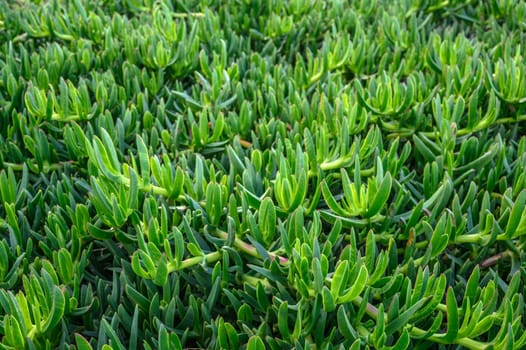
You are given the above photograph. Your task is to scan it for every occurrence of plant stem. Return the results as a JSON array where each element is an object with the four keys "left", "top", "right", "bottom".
[
  {"left": 320, "top": 157, "right": 351, "bottom": 172},
  {"left": 214, "top": 229, "right": 289, "bottom": 264},
  {"left": 119, "top": 174, "right": 186, "bottom": 201},
  {"left": 169, "top": 251, "right": 222, "bottom": 272},
  {"left": 454, "top": 234, "right": 489, "bottom": 245},
  {"left": 3, "top": 162, "right": 25, "bottom": 171},
  {"left": 51, "top": 113, "right": 84, "bottom": 122},
  {"left": 172, "top": 12, "right": 205, "bottom": 18},
  {"left": 386, "top": 114, "right": 526, "bottom": 140},
  {"left": 417, "top": 115, "right": 526, "bottom": 139},
  {"left": 3, "top": 160, "right": 75, "bottom": 173},
  {"left": 309, "top": 163, "right": 375, "bottom": 178}
]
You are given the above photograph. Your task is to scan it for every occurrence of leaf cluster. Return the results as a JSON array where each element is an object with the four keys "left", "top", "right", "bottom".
[{"left": 1, "top": 0, "right": 526, "bottom": 349}]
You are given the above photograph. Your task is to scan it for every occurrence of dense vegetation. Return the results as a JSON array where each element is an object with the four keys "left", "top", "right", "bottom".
[{"left": 1, "top": 0, "right": 526, "bottom": 349}]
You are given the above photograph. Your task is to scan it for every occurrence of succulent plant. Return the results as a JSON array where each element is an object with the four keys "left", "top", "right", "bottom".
[{"left": 0, "top": 0, "right": 526, "bottom": 349}]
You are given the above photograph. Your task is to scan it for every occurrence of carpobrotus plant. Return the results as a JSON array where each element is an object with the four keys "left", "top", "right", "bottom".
[{"left": 1, "top": 0, "right": 526, "bottom": 349}]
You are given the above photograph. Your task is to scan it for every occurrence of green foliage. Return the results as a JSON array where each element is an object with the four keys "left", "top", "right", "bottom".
[{"left": 1, "top": 0, "right": 526, "bottom": 349}]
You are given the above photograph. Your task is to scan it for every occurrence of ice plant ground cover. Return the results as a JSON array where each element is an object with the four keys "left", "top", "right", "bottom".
[{"left": 0, "top": 0, "right": 526, "bottom": 349}]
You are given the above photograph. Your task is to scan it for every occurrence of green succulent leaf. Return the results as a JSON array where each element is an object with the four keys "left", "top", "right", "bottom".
[
  {"left": 258, "top": 197, "right": 277, "bottom": 246},
  {"left": 367, "top": 172, "right": 392, "bottom": 218},
  {"left": 75, "top": 334, "right": 94, "bottom": 350},
  {"left": 247, "top": 335, "right": 266, "bottom": 350}
]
